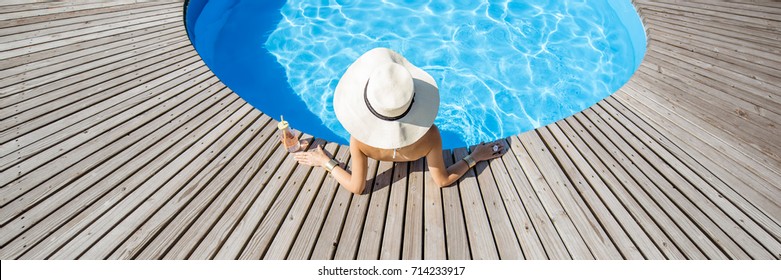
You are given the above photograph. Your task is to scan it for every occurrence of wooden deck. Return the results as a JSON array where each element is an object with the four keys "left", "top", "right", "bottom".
[{"left": 0, "top": 0, "right": 779, "bottom": 260}]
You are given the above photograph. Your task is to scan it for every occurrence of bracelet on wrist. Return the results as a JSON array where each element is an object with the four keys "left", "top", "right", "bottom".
[
  {"left": 324, "top": 159, "right": 339, "bottom": 173},
  {"left": 462, "top": 155, "right": 477, "bottom": 168}
]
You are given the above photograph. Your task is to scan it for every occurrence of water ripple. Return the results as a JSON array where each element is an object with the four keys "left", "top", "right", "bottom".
[{"left": 266, "top": 0, "right": 634, "bottom": 147}]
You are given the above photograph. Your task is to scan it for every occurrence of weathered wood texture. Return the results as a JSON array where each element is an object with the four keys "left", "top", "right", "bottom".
[{"left": 0, "top": 0, "right": 779, "bottom": 260}]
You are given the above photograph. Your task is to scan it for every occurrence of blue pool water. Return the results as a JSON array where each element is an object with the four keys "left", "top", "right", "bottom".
[{"left": 186, "top": 0, "right": 645, "bottom": 148}]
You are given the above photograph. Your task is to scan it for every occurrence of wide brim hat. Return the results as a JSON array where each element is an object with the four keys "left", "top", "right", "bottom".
[{"left": 334, "top": 48, "right": 439, "bottom": 149}]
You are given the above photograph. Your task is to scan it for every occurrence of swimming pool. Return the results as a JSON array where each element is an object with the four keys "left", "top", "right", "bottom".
[{"left": 185, "top": 0, "right": 645, "bottom": 149}]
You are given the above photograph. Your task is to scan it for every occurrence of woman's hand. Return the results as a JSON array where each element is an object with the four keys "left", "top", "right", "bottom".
[
  {"left": 293, "top": 145, "right": 331, "bottom": 168},
  {"left": 470, "top": 140, "right": 507, "bottom": 162}
]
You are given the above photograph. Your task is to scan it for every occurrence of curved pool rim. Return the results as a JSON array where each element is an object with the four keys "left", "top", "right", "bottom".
[{"left": 182, "top": 0, "right": 647, "bottom": 149}]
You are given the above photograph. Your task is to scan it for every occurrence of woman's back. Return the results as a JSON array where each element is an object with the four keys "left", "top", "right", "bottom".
[{"left": 353, "top": 125, "right": 439, "bottom": 162}]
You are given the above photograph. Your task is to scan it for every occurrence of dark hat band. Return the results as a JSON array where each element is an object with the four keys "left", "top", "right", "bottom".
[{"left": 363, "top": 79, "right": 415, "bottom": 121}]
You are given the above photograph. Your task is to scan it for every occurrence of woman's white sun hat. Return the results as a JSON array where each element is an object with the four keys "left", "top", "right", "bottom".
[{"left": 334, "top": 48, "right": 439, "bottom": 149}]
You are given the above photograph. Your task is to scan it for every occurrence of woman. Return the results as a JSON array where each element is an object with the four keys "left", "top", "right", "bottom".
[{"left": 294, "top": 48, "right": 505, "bottom": 194}]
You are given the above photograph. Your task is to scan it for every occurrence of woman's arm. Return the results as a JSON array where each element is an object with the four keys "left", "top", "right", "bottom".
[
  {"left": 331, "top": 140, "right": 368, "bottom": 194},
  {"left": 425, "top": 135, "right": 470, "bottom": 187},
  {"left": 293, "top": 137, "right": 368, "bottom": 194},
  {"left": 425, "top": 126, "right": 506, "bottom": 187}
]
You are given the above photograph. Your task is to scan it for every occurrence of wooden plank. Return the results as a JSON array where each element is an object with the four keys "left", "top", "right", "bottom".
[
  {"left": 0, "top": 48, "right": 195, "bottom": 152},
  {"left": 332, "top": 158, "right": 380, "bottom": 259},
  {"left": 0, "top": 20, "right": 181, "bottom": 71},
  {"left": 567, "top": 113, "right": 736, "bottom": 259},
  {"left": 439, "top": 150, "right": 470, "bottom": 260},
  {"left": 0, "top": 76, "right": 221, "bottom": 232},
  {"left": 0, "top": 54, "right": 203, "bottom": 168},
  {"left": 0, "top": 2, "right": 128, "bottom": 16},
  {"left": 451, "top": 148, "right": 498, "bottom": 259},
  {"left": 0, "top": 60, "right": 209, "bottom": 191},
  {"left": 1, "top": 39, "right": 192, "bottom": 147},
  {"left": 635, "top": 55, "right": 781, "bottom": 130},
  {"left": 645, "top": 41, "right": 781, "bottom": 116},
  {"left": 0, "top": 1, "right": 87, "bottom": 13},
  {"left": 263, "top": 142, "right": 341, "bottom": 260},
  {"left": 507, "top": 136, "right": 593, "bottom": 259},
  {"left": 0, "top": 2, "right": 178, "bottom": 33},
  {"left": 468, "top": 144, "right": 523, "bottom": 259},
  {"left": 686, "top": 0, "right": 781, "bottom": 14},
  {"left": 648, "top": 44, "right": 780, "bottom": 74},
  {"left": 178, "top": 136, "right": 285, "bottom": 259},
  {"left": 237, "top": 136, "right": 322, "bottom": 260},
  {"left": 0, "top": 2, "right": 170, "bottom": 37},
  {"left": 423, "top": 157, "right": 446, "bottom": 259},
  {"left": 1, "top": 63, "right": 211, "bottom": 214},
  {"left": 623, "top": 80, "right": 781, "bottom": 201},
  {"left": 0, "top": 25, "right": 189, "bottom": 98},
  {"left": 286, "top": 145, "right": 351, "bottom": 260},
  {"left": 639, "top": 54, "right": 781, "bottom": 147},
  {"left": 634, "top": 60, "right": 781, "bottom": 164},
  {"left": 644, "top": 5, "right": 781, "bottom": 42},
  {"left": 642, "top": 1, "right": 777, "bottom": 30},
  {"left": 0, "top": 5, "right": 180, "bottom": 47},
  {"left": 557, "top": 117, "right": 702, "bottom": 259},
  {"left": 0, "top": 16, "right": 177, "bottom": 65},
  {"left": 643, "top": 10, "right": 781, "bottom": 63},
  {"left": 603, "top": 97, "right": 781, "bottom": 243},
  {"left": 109, "top": 114, "right": 269, "bottom": 260},
  {"left": 589, "top": 104, "right": 781, "bottom": 259},
  {"left": 0, "top": 21, "right": 181, "bottom": 81},
  {"left": 309, "top": 167, "right": 355, "bottom": 259},
  {"left": 639, "top": 0, "right": 781, "bottom": 30},
  {"left": 356, "top": 160, "right": 394, "bottom": 259},
  {"left": 613, "top": 88, "right": 781, "bottom": 216},
  {"left": 159, "top": 111, "right": 279, "bottom": 261},
  {"left": 13, "top": 93, "right": 242, "bottom": 259},
  {"left": 518, "top": 132, "right": 622, "bottom": 259},
  {"left": 0, "top": 27, "right": 186, "bottom": 101},
  {"left": 0, "top": 12, "right": 182, "bottom": 60},
  {"left": 0, "top": 4, "right": 181, "bottom": 44},
  {"left": 0, "top": 44, "right": 196, "bottom": 146},
  {"left": 645, "top": 6, "right": 781, "bottom": 51},
  {"left": 545, "top": 121, "right": 678, "bottom": 259},
  {"left": 401, "top": 157, "right": 424, "bottom": 259},
  {"left": 693, "top": 0, "right": 781, "bottom": 15},
  {"left": 132, "top": 115, "right": 276, "bottom": 259},
  {"left": 536, "top": 125, "right": 644, "bottom": 260},
  {"left": 682, "top": 0, "right": 781, "bottom": 17},
  {"left": 539, "top": 125, "right": 659, "bottom": 259},
  {"left": 0, "top": 28, "right": 186, "bottom": 104},
  {"left": 185, "top": 124, "right": 289, "bottom": 260},
  {"left": 0, "top": 1, "right": 165, "bottom": 22},
  {"left": 649, "top": 35, "right": 781, "bottom": 75},
  {"left": 379, "top": 161, "right": 409, "bottom": 260},
  {"left": 487, "top": 140, "right": 547, "bottom": 259},
  {"left": 0, "top": 86, "right": 236, "bottom": 259},
  {"left": 211, "top": 130, "right": 308, "bottom": 260},
  {"left": 498, "top": 137, "right": 569, "bottom": 259},
  {"left": 71, "top": 108, "right": 260, "bottom": 260},
  {"left": 40, "top": 103, "right": 254, "bottom": 259}
]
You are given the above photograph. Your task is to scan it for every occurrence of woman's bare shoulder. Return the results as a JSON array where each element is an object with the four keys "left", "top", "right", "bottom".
[
  {"left": 350, "top": 136, "right": 373, "bottom": 157},
  {"left": 424, "top": 124, "right": 442, "bottom": 147},
  {"left": 350, "top": 136, "right": 366, "bottom": 151}
]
